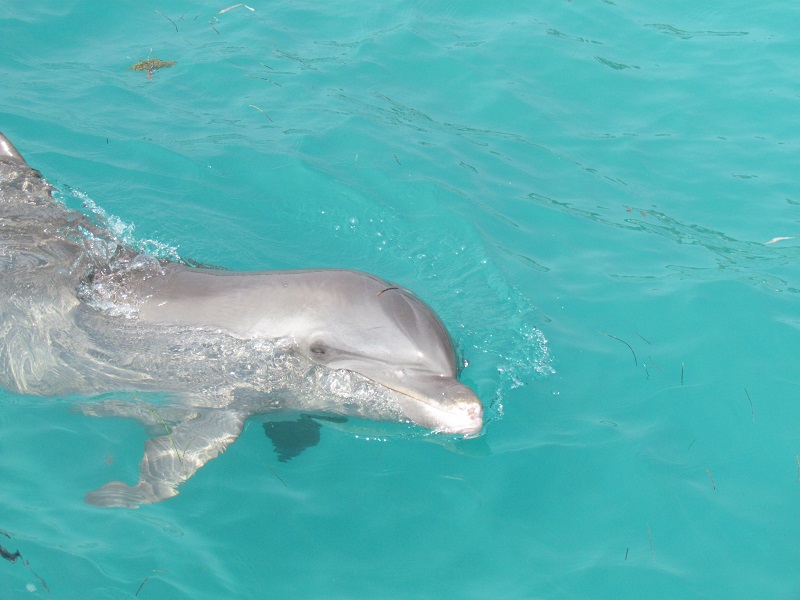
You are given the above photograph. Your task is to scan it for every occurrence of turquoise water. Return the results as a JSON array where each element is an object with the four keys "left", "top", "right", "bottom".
[{"left": 1, "top": 1, "right": 799, "bottom": 597}]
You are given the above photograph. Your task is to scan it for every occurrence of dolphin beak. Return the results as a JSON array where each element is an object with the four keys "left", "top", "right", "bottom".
[
  {"left": 329, "top": 360, "right": 484, "bottom": 436},
  {"left": 389, "top": 377, "right": 484, "bottom": 436},
  {"left": 434, "top": 393, "right": 484, "bottom": 436}
]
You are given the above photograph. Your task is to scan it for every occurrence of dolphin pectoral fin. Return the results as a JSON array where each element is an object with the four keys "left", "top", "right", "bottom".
[
  {"left": 85, "top": 409, "right": 247, "bottom": 508},
  {"left": 78, "top": 398, "right": 196, "bottom": 435},
  {"left": 84, "top": 480, "right": 176, "bottom": 509}
]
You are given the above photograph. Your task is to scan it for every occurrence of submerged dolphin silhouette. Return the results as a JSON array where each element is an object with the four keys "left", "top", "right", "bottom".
[{"left": 0, "top": 132, "right": 483, "bottom": 507}]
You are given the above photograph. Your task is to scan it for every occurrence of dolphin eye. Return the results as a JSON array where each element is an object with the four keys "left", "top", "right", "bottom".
[{"left": 309, "top": 343, "right": 328, "bottom": 356}]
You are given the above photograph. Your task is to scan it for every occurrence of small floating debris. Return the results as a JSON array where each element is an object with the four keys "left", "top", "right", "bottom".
[
  {"left": 249, "top": 104, "right": 273, "bottom": 122},
  {"left": 600, "top": 331, "right": 637, "bottom": 366},
  {"left": 219, "top": 3, "right": 255, "bottom": 14},
  {"left": 155, "top": 9, "right": 178, "bottom": 32},
  {"left": 705, "top": 467, "right": 716, "bottom": 490},
  {"left": 765, "top": 236, "right": 795, "bottom": 245},
  {"left": 130, "top": 58, "right": 176, "bottom": 80}
]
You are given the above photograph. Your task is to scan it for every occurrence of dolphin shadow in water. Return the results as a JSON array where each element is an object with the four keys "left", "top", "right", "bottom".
[
  {"left": 264, "top": 414, "right": 348, "bottom": 462},
  {"left": 0, "top": 132, "right": 483, "bottom": 508}
]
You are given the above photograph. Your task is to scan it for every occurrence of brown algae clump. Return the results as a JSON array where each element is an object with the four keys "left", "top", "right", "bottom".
[{"left": 130, "top": 58, "right": 176, "bottom": 80}]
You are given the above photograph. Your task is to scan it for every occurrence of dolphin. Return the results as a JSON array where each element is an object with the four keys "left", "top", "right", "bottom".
[{"left": 0, "top": 132, "right": 483, "bottom": 508}]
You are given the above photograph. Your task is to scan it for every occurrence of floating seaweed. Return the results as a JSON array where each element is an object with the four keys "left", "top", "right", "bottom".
[
  {"left": 0, "top": 545, "right": 21, "bottom": 562},
  {"left": 0, "top": 532, "right": 49, "bottom": 593},
  {"left": 130, "top": 58, "right": 176, "bottom": 80}
]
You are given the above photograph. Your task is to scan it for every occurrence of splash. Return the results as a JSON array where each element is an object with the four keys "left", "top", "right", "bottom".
[
  {"left": 76, "top": 192, "right": 183, "bottom": 262},
  {"left": 53, "top": 188, "right": 183, "bottom": 318}
]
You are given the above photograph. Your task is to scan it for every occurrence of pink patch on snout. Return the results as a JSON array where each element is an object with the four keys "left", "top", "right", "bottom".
[{"left": 445, "top": 401, "right": 484, "bottom": 435}]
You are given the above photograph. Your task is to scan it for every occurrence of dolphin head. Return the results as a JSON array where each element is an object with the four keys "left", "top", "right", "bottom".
[
  {"left": 135, "top": 267, "right": 484, "bottom": 435},
  {"left": 295, "top": 273, "right": 483, "bottom": 436}
]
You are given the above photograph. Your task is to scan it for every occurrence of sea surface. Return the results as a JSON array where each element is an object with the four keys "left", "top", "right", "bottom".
[{"left": 1, "top": 1, "right": 799, "bottom": 598}]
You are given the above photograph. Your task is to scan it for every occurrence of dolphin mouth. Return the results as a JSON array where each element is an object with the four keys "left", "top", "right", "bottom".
[
  {"left": 382, "top": 378, "right": 484, "bottom": 436},
  {"left": 323, "top": 355, "right": 484, "bottom": 435}
]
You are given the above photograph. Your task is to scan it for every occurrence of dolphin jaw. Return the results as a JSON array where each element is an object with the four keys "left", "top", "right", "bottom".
[
  {"left": 383, "top": 379, "right": 484, "bottom": 436},
  {"left": 427, "top": 398, "right": 484, "bottom": 436},
  {"left": 314, "top": 354, "right": 483, "bottom": 435}
]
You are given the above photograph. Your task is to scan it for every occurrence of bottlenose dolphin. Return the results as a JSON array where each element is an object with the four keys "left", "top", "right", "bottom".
[{"left": 0, "top": 132, "right": 483, "bottom": 508}]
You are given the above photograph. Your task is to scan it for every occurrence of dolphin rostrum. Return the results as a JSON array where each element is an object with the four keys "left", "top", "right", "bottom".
[{"left": 0, "top": 132, "right": 483, "bottom": 508}]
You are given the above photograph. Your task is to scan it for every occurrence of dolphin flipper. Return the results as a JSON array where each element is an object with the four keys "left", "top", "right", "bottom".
[
  {"left": 85, "top": 408, "right": 247, "bottom": 508},
  {"left": 78, "top": 399, "right": 198, "bottom": 435}
]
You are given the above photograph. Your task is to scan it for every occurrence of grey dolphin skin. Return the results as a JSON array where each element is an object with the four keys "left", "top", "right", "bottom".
[{"left": 0, "top": 132, "right": 483, "bottom": 508}]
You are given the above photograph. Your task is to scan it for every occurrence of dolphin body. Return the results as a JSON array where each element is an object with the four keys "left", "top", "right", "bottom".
[{"left": 0, "top": 132, "right": 483, "bottom": 508}]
